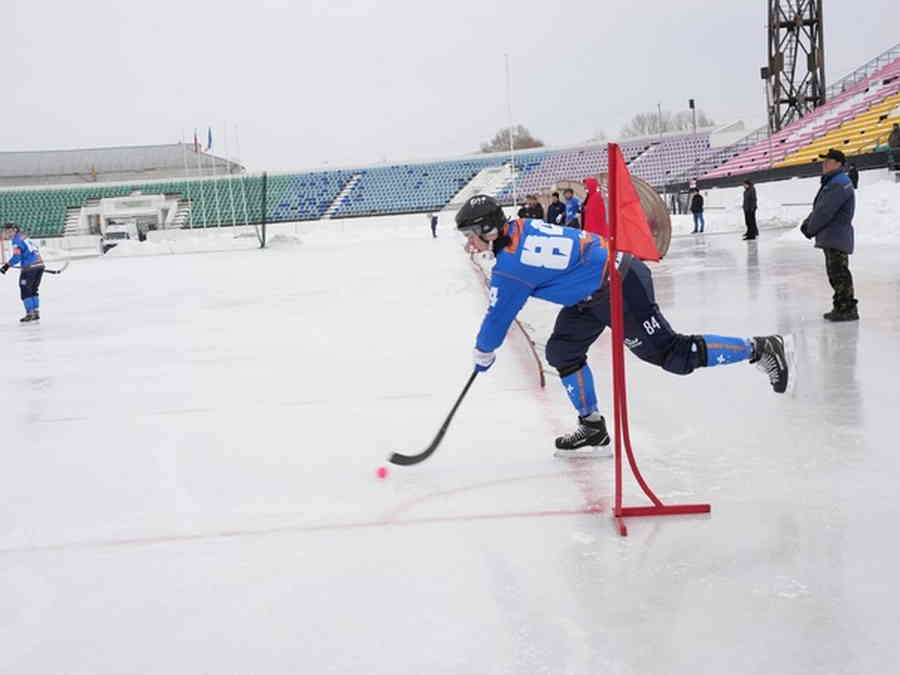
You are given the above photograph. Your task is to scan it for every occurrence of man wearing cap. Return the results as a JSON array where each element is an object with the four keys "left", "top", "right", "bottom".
[{"left": 800, "top": 148, "right": 858, "bottom": 321}]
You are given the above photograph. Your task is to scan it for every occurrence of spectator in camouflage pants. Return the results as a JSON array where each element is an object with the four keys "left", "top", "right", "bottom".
[{"left": 801, "top": 148, "right": 858, "bottom": 321}]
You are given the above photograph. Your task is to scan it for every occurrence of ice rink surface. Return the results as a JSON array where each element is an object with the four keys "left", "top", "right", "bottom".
[{"left": 2, "top": 222, "right": 898, "bottom": 674}]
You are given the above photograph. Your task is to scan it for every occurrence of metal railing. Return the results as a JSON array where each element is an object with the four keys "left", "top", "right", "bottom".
[{"left": 825, "top": 42, "right": 900, "bottom": 100}]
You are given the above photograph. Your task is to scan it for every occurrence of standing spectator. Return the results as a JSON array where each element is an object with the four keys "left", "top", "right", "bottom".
[
  {"left": 563, "top": 188, "right": 582, "bottom": 229},
  {"left": 689, "top": 188, "right": 705, "bottom": 233},
  {"left": 742, "top": 180, "right": 758, "bottom": 240},
  {"left": 517, "top": 195, "right": 544, "bottom": 220},
  {"left": 430, "top": 213, "right": 438, "bottom": 238},
  {"left": 581, "top": 177, "right": 608, "bottom": 238},
  {"left": 800, "top": 148, "right": 858, "bottom": 322},
  {"left": 847, "top": 162, "right": 859, "bottom": 189},
  {"left": 546, "top": 191, "right": 566, "bottom": 225},
  {"left": 889, "top": 122, "right": 900, "bottom": 148}
]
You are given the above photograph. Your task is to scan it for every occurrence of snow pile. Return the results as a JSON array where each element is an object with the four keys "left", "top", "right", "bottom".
[
  {"left": 853, "top": 178, "right": 900, "bottom": 242},
  {"left": 104, "top": 231, "right": 262, "bottom": 257},
  {"left": 266, "top": 233, "right": 304, "bottom": 247},
  {"left": 675, "top": 169, "right": 900, "bottom": 242},
  {"left": 778, "top": 172, "right": 900, "bottom": 245}
]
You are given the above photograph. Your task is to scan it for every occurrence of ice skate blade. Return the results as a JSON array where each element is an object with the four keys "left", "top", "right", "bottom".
[{"left": 554, "top": 445, "right": 613, "bottom": 459}]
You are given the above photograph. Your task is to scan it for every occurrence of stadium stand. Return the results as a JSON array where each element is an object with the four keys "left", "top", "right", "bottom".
[
  {"left": 0, "top": 134, "right": 736, "bottom": 237},
  {"left": 330, "top": 158, "right": 496, "bottom": 217},
  {"left": 0, "top": 175, "right": 263, "bottom": 237},
  {"left": 271, "top": 171, "right": 355, "bottom": 221},
  {"left": 494, "top": 140, "right": 652, "bottom": 200},
  {"left": 776, "top": 89, "right": 900, "bottom": 166},
  {"left": 6, "top": 44, "right": 900, "bottom": 238},
  {"left": 628, "top": 133, "right": 713, "bottom": 187},
  {"left": 704, "top": 45, "right": 900, "bottom": 179},
  {"left": 493, "top": 149, "right": 555, "bottom": 202}
]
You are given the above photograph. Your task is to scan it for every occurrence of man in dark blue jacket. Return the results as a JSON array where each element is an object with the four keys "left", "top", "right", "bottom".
[
  {"left": 801, "top": 149, "right": 858, "bottom": 321},
  {"left": 546, "top": 192, "right": 566, "bottom": 225}
]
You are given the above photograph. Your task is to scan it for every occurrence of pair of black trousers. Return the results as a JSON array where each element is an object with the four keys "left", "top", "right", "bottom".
[
  {"left": 19, "top": 265, "right": 44, "bottom": 300},
  {"left": 743, "top": 209, "right": 758, "bottom": 239},
  {"left": 544, "top": 260, "right": 704, "bottom": 377}
]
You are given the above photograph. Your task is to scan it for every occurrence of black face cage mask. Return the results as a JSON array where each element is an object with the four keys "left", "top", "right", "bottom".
[{"left": 458, "top": 210, "right": 505, "bottom": 237}]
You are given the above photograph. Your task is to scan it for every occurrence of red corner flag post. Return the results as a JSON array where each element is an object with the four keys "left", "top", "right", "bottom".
[{"left": 606, "top": 143, "right": 710, "bottom": 536}]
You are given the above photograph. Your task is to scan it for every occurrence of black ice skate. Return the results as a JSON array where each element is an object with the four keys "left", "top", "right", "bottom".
[
  {"left": 752, "top": 335, "right": 791, "bottom": 394},
  {"left": 554, "top": 414, "right": 612, "bottom": 458},
  {"left": 19, "top": 311, "right": 38, "bottom": 323}
]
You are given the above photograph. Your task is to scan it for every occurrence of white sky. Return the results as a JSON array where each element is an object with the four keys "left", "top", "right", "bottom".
[{"left": 5, "top": 0, "right": 900, "bottom": 171}]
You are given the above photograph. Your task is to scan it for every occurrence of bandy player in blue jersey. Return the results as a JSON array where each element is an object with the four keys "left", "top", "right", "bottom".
[
  {"left": 1, "top": 222, "right": 45, "bottom": 323},
  {"left": 456, "top": 195, "right": 791, "bottom": 457}
]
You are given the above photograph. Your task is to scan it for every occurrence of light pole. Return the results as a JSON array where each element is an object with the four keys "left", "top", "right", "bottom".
[
  {"left": 761, "top": 66, "right": 774, "bottom": 167},
  {"left": 657, "top": 101, "right": 664, "bottom": 141}
]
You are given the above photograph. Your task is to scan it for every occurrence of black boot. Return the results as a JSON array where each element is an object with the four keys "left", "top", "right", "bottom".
[
  {"left": 824, "top": 302, "right": 858, "bottom": 322},
  {"left": 555, "top": 414, "right": 611, "bottom": 457},
  {"left": 751, "top": 335, "right": 790, "bottom": 393}
]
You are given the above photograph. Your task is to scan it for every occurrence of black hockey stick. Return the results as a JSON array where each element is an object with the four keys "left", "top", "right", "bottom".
[
  {"left": 43, "top": 261, "right": 69, "bottom": 275},
  {"left": 5, "top": 261, "right": 69, "bottom": 275},
  {"left": 388, "top": 369, "right": 479, "bottom": 466}
]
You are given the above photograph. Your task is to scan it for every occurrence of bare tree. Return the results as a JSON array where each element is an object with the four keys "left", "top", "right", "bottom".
[
  {"left": 480, "top": 125, "right": 545, "bottom": 153},
  {"left": 620, "top": 109, "right": 715, "bottom": 137}
]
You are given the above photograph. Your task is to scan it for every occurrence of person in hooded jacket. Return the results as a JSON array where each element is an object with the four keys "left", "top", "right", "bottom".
[{"left": 581, "top": 177, "right": 609, "bottom": 238}]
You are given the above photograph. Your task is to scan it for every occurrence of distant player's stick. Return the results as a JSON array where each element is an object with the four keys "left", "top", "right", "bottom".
[
  {"left": 43, "top": 261, "right": 69, "bottom": 275},
  {"left": 388, "top": 370, "right": 479, "bottom": 466},
  {"left": 6, "top": 261, "right": 69, "bottom": 275}
]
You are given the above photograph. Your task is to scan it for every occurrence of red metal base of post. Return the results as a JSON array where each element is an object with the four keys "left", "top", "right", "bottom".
[
  {"left": 607, "top": 142, "right": 713, "bottom": 539},
  {"left": 614, "top": 504, "right": 711, "bottom": 536}
]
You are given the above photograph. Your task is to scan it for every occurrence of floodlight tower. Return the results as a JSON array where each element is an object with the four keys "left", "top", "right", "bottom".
[{"left": 764, "top": 0, "right": 826, "bottom": 132}]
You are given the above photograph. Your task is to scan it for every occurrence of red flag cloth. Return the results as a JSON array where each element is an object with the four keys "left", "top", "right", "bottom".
[
  {"left": 608, "top": 144, "right": 661, "bottom": 261},
  {"left": 581, "top": 177, "right": 609, "bottom": 238}
]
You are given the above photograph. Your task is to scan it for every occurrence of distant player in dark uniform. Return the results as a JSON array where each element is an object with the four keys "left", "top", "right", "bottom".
[
  {"left": 1, "top": 223, "right": 45, "bottom": 322},
  {"left": 428, "top": 213, "right": 438, "bottom": 238},
  {"left": 457, "top": 195, "right": 791, "bottom": 457}
]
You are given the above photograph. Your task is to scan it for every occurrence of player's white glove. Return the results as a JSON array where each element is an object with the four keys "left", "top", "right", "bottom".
[{"left": 473, "top": 348, "right": 496, "bottom": 373}]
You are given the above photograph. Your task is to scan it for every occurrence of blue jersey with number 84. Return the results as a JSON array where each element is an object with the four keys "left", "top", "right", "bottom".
[{"left": 476, "top": 219, "right": 610, "bottom": 352}]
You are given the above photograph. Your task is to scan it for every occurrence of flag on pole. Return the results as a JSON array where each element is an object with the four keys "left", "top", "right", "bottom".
[
  {"left": 608, "top": 143, "right": 660, "bottom": 262},
  {"left": 206, "top": 127, "right": 213, "bottom": 152},
  {"left": 193, "top": 129, "right": 199, "bottom": 153}
]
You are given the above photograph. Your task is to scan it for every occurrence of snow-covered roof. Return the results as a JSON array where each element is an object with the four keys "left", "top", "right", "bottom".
[{"left": 0, "top": 143, "right": 241, "bottom": 179}]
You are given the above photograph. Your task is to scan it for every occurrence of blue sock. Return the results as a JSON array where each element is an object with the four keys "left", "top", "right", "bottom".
[
  {"left": 23, "top": 297, "right": 34, "bottom": 312},
  {"left": 560, "top": 365, "right": 599, "bottom": 417},
  {"left": 32, "top": 296, "right": 39, "bottom": 310},
  {"left": 703, "top": 335, "right": 752, "bottom": 366}
]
